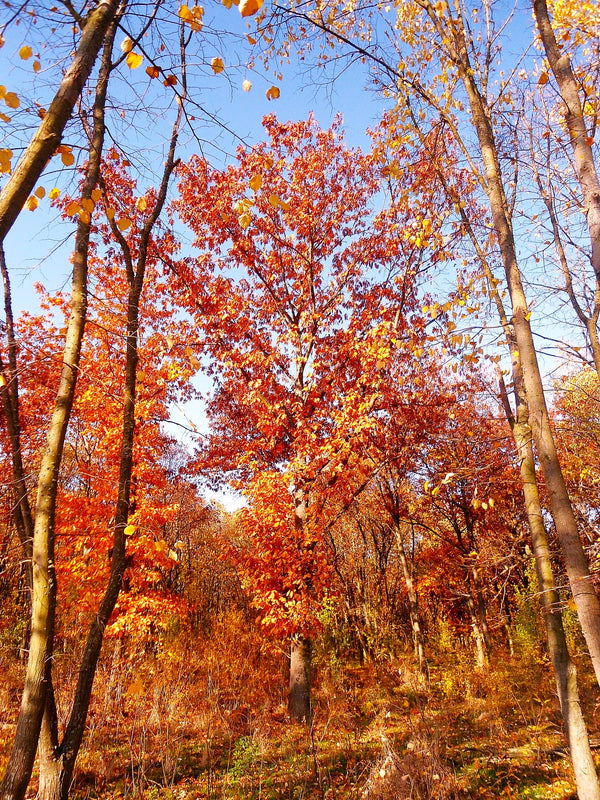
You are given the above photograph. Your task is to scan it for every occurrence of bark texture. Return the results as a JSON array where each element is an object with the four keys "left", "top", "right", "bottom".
[{"left": 289, "top": 635, "right": 312, "bottom": 722}]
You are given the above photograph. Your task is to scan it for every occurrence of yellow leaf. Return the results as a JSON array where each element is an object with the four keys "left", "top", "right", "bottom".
[
  {"left": 117, "top": 217, "right": 132, "bottom": 231},
  {"left": 239, "top": 212, "right": 251, "bottom": 229},
  {"left": 124, "top": 524, "right": 136, "bottom": 536},
  {"left": 239, "top": 0, "right": 263, "bottom": 16},
  {"left": 146, "top": 65, "right": 159, "bottom": 79},
  {"left": 49, "top": 187, "right": 60, "bottom": 200},
  {"left": 78, "top": 210, "right": 91, "bottom": 225},
  {"left": 126, "top": 51, "right": 143, "bottom": 69},
  {"left": 120, "top": 36, "right": 134, "bottom": 53},
  {"left": 106, "top": 207, "right": 116, "bottom": 221},
  {"left": 266, "top": 85, "right": 280, "bottom": 100},
  {"left": 136, "top": 197, "right": 147, "bottom": 211},
  {"left": 249, "top": 174, "right": 263, "bottom": 191},
  {"left": 247, "top": 34, "right": 256, "bottom": 44},
  {"left": 268, "top": 194, "right": 280, "bottom": 207},
  {"left": 66, "top": 201, "right": 79, "bottom": 217},
  {"left": 4, "top": 92, "right": 20, "bottom": 109},
  {"left": 0, "top": 113, "right": 10, "bottom": 123},
  {"left": 61, "top": 151, "right": 75, "bottom": 166},
  {"left": 211, "top": 57, "right": 224, "bottom": 74},
  {"left": 19, "top": 45, "right": 32, "bottom": 60},
  {"left": 178, "top": 4, "right": 194, "bottom": 20},
  {"left": 91, "top": 188, "right": 102, "bottom": 202},
  {"left": 81, "top": 197, "right": 94, "bottom": 212},
  {"left": 242, "top": 78, "right": 252, "bottom": 92},
  {"left": 35, "top": 186, "right": 45, "bottom": 198},
  {"left": 25, "top": 196, "right": 38, "bottom": 211},
  {"left": 538, "top": 72, "right": 549, "bottom": 85},
  {"left": 33, "top": 60, "right": 41, "bottom": 72}
]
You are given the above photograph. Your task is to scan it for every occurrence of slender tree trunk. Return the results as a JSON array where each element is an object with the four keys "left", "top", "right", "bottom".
[
  {"left": 532, "top": 0, "right": 600, "bottom": 289},
  {"left": 395, "top": 533, "right": 428, "bottom": 679},
  {"left": 0, "top": 16, "right": 119, "bottom": 800},
  {"left": 0, "top": 0, "right": 121, "bottom": 243},
  {"left": 0, "top": 245, "right": 33, "bottom": 588},
  {"left": 449, "top": 11, "right": 600, "bottom": 688},
  {"left": 289, "top": 635, "right": 312, "bottom": 722},
  {"left": 288, "top": 485, "right": 314, "bottom": 722},
  {"left": 499, "top": 371, "right": 600, "bottom": 799},
  {"left": 36, "top": 45, "right": 185, "bottom": 800}
]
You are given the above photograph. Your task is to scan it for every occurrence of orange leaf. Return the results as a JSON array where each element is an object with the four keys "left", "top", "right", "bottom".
[
  {"left": 239, "top": 0, "right": 263, "bottom": 16},
  {"left": 211, "top": 57, "right": 224, "bottom": 74},
  {"left": 4, "top": 92, "right": 20, "bottom": 109}
]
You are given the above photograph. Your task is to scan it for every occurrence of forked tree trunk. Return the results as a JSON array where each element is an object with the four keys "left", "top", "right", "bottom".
[
  {"left": 33, "top": 43, "right": 184, "bottom": 800},
  {"left": 0, "top": 16, "right": 120, "bottom": 800},
  {"left": 289, "top": 635, "right": 312, "bottom": 722}
]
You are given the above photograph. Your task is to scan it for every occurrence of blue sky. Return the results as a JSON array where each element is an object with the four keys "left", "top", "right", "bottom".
[{"left": 1, "top": 2, "right": 384, "bottom": 316}]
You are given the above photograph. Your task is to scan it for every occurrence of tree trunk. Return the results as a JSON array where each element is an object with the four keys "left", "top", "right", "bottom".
[
  {"left": 469, "top": 564, "right": 492, "bottom": 655},
  {"left": 0, "top": 0, "right": 121, "bottom": 243},
  {"left": 36, "top": 58, "right": 185, "bottom": 800},
  {"left": 289, "top": 635, "right": 312, "bottom": 722},
  {"left": 451, "top": 13, "right": 600, "bottom": 689},
  {"left": 396, "top": 534, "right": 428, "bottom": 679},
  {"left": 533, "top": 0, "right": 600, "bottom": 290},
  {"left": 501, "top": 373, "right": 600, "bottom": 799},
  {"left": 1, "top": 17, "right": 118, "bottom": 800},
  {"left": 466, "top": 590, "right": 489, "bottom": 669}
]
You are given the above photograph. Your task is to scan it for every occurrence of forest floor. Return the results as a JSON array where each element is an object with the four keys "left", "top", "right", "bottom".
[{"left": 1, "top": 624, "right": 598, "bottom": 800}]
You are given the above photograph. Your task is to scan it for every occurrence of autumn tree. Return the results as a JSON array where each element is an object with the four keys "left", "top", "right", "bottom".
[
  {"left": 260, "top": 1, "right": 600, "bottom": 793},
  {"left": 174, "top": 113, "right": 443, "bottom": 720}
]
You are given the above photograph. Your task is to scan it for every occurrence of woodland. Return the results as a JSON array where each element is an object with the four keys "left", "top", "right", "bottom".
[{"left": 1, "top": 0, "right": 600, "bottom": 798}]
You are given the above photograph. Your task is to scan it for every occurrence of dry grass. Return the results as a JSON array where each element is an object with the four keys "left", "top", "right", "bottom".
[{"left": 0, "top": 616, "right": 595, "bottom": 800}]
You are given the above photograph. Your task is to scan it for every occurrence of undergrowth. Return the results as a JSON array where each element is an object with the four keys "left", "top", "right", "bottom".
[{"left": 0, "top": 612, "right": 595, "bottom": 800}]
